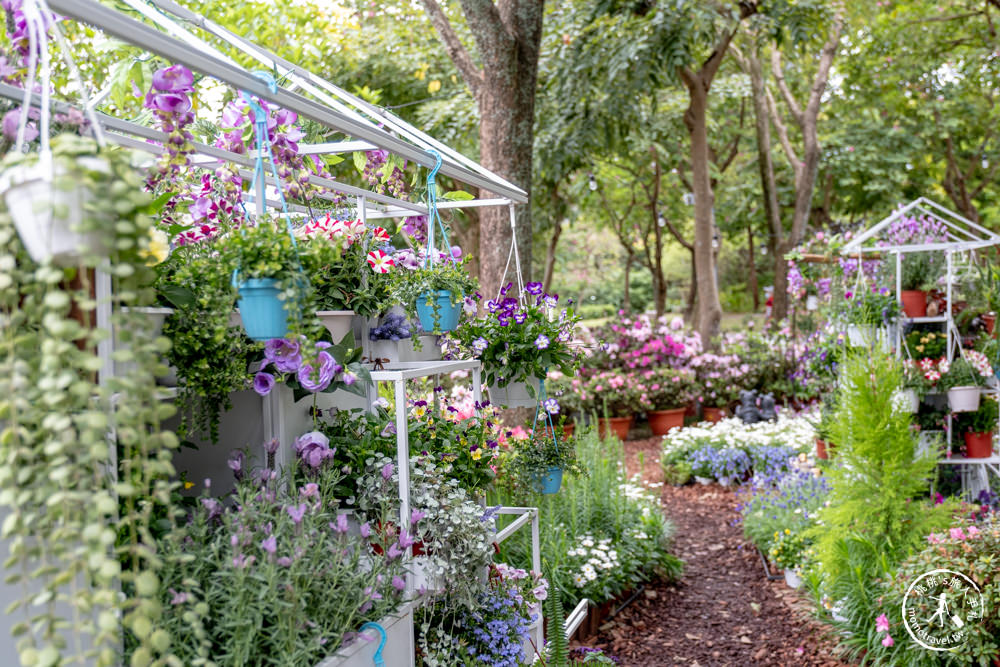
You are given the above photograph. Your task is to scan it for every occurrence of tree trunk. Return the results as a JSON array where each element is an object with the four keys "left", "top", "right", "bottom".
[
  {"left": 747, "top": 222, "right": 759, "bottom": 311},
  {"left": 421, "top": 0, "right": 544, "bottom": 301},
  {"left": 684, "top": 249, "right": 697, "bottom": 320},
  {"left": 684, "top": 82, "right": 723, "bottom": 343},
  {"left": 772, "top": 241, "right": 791, "bottom": 323},
  {"left": 745, "top": 48, "right": 787, "bottom": 320},
  {"left": 623, "top": 254, "right": 633, "bottom": 314},
  {"left": 541, "top": 218, "right": 562, "bottom": 294}
]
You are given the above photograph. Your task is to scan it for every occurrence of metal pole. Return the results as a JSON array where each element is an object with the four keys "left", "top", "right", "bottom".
[{"left": 393, "top": 379, "right": 412, "bottom": 592}]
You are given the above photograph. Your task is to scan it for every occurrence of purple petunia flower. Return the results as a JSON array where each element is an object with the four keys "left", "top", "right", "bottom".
[{"left": 253, "top": 371, "right": 275, "bottom": 396}]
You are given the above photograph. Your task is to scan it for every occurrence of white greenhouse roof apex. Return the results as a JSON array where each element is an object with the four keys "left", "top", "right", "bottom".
[{"left": 841, "top": 197, "right": 1000, "bottom": 255}]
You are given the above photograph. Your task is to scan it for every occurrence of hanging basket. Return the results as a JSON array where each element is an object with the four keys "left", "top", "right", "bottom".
[
  {"left": 316, "top": 310, "right": 354, "bottom": 343},
  {"left": 237, "top": 278, "right": 289, "bottom": 341},
  {"left": 415, "top": 290, "right": 462, "bottom": 333},
  {"left": 947, "top": 386, "right": 981, "bottom": 413},
  {"left": 533, "top": 466, "right": 563, "bottom": 495},
  {"left": 1, "top": 159, "right": 106, "bottom": 266},
  {"left": 488, "top": 379, "right": 537, "bottom": 408},
  {"left": 901, "top": 389, "right": 920, "bottom": 413}
]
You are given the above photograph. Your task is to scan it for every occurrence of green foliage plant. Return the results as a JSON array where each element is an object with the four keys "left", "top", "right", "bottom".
[
  {"left": 810, "top": 353, "right": 950, "bottom": 582},
  {"left": 0, "top": 137, "right": 182, "bottom": 666},
  {"left": 956, "top": 394, "right": 998, "bottom": 435},
  {"left": 661, "top": 460, "right": 692, "bottom": 486},
  {"left": 386, "top": 259, "right": 478, "bottom": 336},
  {"left": 153, "top": 455, "right": 405, "bottom": 665},
  {"left": 900, "top": 252, "right": 936, "bottom": 291},
  {"left": 494, "top": 429, "right": 681, "bottom": 610},
  {"left": 543, "top": 576, "right": 569, "bottom": 667}
]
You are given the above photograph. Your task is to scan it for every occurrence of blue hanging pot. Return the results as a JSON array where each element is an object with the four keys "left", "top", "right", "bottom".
[
  {"left": 236, "top": 277, "right": 289, "bottom": 341},
  {"left": 536, "top": 466, "right": 563, "bottom": 495},
  {"left": 415, "top": 289, "right": 462, "bottom": 333}
]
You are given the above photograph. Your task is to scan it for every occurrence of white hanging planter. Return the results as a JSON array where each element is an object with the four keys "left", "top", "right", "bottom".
[
  {"left": 784, "top": 568, "right": 803, "bottom": 589},
  {"left": 846, "top": 324, "right": 873, "bottom": 347},
  {"left": 402, "top": 334, "right": 441, "bottom": 362},
  {"left": 314, "top": 603, "right": 414, "bottom": 667},
  {"left": 317, "top": 310, "right": 355, "bottom": 344},
  {"left": 116, "top": 307, "right": 177, "bottom": 385},
  {"left": 1, "top": 158, "right": 107, "bottom": 266},
  {"left": 948, "top": 386, "right": 981, "bottom": 413},
  {"left": 487, "top": 379, "right": 539, "bottom": 408},
  {"left": 901, "top": 389, "right": 920, "bottom": 413}
]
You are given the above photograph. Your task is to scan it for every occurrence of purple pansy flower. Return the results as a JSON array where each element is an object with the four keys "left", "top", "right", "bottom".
[{"left": 534, "top": 334, "right": 550, "bottom": 350}]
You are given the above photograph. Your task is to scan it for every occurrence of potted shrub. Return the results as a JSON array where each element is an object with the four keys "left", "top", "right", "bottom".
[
  {"left": 940, "top": 351, "right": 992, "bottom": 412},
  {"left": 642, "top": 368, "right": 693, "bottom": 435},
  {"left": 0, "top": 133, "right": 115, "bottom": 266},
  {"left": 578, "top": 371, "right": 648, "bottom": 440},
  {"left": 387, "top": 253, "right": 477, "bottom": 335},
  {"left": 841, "top": 287, "right": 899, "bottom": 347},
  {"left": 507, "top": 421, "right": 584, "bottom": 495},
  {"left": 227, "top": 219, "right": 311, "bottom": 341},
  {"left": 452, "top": 282, "right": 581, "bottom": 408},
  {"left": 899, "top": 252, "right": 936, "bottom": 318},
  {"left": 972, "top": 261, "right": 1000, "bottom": 336},
  {"left": 689, "top": 352, "right": 743, "bottom": 422},
  {"left": 299, "top": 215, "right": 394, "bottom": 340},
  {"left": 956, "top": 395, "right": 997, "bottom": 458},
  {"left": 904, "top": 329, "right": 947, "bottom": 360}
]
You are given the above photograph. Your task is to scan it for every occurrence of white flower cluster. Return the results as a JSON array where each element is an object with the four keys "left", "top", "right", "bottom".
[
  {"left": 569, "top": 535, "right": 620, "bottom": 587},
  {"left": 661, "top": 411, "right": 817, "bottom": 460}
]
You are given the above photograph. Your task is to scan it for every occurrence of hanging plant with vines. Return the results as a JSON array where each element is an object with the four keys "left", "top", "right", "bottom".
[{"left": 0, "top": 134, "right": 184, "bottom": 666}]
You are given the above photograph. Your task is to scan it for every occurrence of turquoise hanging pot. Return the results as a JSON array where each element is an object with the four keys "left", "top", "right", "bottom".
[
  {"left": 415, "top": 289, "right": 462, "bottom": 333},
  {"left": 536, "top": 466, "right": 563, "bottom": 495},
  {"left": 237, "top": 277, "right": 289, "bottom": 341}
]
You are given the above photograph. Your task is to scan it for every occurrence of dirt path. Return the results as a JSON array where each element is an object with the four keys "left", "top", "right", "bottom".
[{"left": 589, "top": 437, "right": 847, "bottom": 667}]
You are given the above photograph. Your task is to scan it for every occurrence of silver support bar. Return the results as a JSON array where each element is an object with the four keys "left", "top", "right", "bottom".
[{"left": 47, "top": 0, "right": 528, "bottom": 204}]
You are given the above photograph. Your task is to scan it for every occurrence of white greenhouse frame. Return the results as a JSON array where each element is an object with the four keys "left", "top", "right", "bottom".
[
  {"left": 1, "top": 1, "right": 547, "bottom": 664},
  {"left": 840, "top": 197, "right": 1000, "bottom": 500}
]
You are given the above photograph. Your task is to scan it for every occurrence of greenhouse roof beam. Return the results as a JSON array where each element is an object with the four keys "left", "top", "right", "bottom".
[
  {"left": 0, "top": 82, "right": 429, "bottom": 215},
  {"left": 144, "top": 0, "right": 522, "bottom": 196},
  {"left": 841, "top": 197, "right": 1000, "bottom": 255},
  {"left": 49, "top": 0, "right": 527, "bottom": 204}
]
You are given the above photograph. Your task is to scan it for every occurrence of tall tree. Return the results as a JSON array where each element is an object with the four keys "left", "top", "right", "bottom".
[
  {"left": 421, "top": 0, "right": 545, "bottom": 300},
  {"left": 732, "top": 4, "right": 843, "bottom": 320}
]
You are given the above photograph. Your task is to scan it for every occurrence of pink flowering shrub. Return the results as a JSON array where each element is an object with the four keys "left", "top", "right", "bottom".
[
  {"left": 572, "top": 370, "right": 651, "bottom": 417},
  {"left": 579, "top": 313, "right": 700, "bottom": 376}
]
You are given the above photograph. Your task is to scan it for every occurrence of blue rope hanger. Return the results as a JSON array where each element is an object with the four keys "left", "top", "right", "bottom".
[{"left": 423, "top": 149, "right": 453, "bottom": 267}]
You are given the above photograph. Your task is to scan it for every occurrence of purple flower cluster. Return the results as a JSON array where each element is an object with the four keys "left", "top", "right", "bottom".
[
  {"left": 458, "top": 583, "right": 534, "bottom": 667},
  {"left": 369, "top": 312, "right": 412, "bottom": 341},
  {"left": 254, "top": 338, "right": 346, "bottom": 396}
]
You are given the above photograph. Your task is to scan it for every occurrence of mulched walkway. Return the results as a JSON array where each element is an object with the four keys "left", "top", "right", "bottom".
[{"left": 585, "top": 436, "right": 849, "bottom": 667}]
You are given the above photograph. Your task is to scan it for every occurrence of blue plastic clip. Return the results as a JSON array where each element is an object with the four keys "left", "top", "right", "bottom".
[{"left": 359, "top": 622, "right": 387, "bottom": 667}]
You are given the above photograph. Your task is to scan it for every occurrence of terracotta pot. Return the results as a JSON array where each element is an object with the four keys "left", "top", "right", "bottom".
[
  {"left": 647, "top": 408, "right": 686, "bottom": 436},
  {"left": 597, "top": 416, "right": 634, "bottom": 441},
  {"left": 984, "top": 313, "right": 996, "bottom": 337},
  {"left": 816, "top": 438, "right": 829, "bottom": 460},
  {"left": 702, "top": 406, "right": 726, "bottom": 423},
  {"left": 964, "top": 431, "right": 995, "bottom": 458},
  {"left": 543, "top": 422, "right": 575, "bottom": 440},
  {"left": 900, "top": 290, "right": 928, "bottom": 318}
]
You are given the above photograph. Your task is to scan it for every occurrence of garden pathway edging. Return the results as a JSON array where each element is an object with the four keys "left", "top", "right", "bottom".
[{"left": 588, "top": 437, "right": 848, "bottom": 667}]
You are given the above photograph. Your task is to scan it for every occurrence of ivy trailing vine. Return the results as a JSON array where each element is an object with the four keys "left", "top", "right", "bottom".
[{"left": 0, "top": 134, "right": 182, "bottom": 666}]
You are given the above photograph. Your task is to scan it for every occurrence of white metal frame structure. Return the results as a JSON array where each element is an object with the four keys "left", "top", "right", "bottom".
[
  {"left": 4, "top": 1, "right": 540, "bottom": 663},
  {"left": 841, "top": 198, "right": 1000, "bottom": 499}
]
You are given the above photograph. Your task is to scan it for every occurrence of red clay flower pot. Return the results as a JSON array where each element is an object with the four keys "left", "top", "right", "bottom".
[
  {"left": 816, "top": 438, "right": 837, "bottom": 460},
  {"left": 964, "top": 431, "right": 995, "bottom": 458},
  {"left": 983, "top": 313, "right": 996, "bottom": 337},
  {"left": 647, "top": 408, "right": 686, "bottom": 436},
  {"left": 598, "top": 416, "right": 634, "bottom": 441},
  {"left": 900, "top": 290, "right": 928, "bottom": 318},
  {"left": 702, "top": 406, "right": 726, "bottom": 423},
  {"left": 542, "top": 422, "right": 575, "bottom": 440}
]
